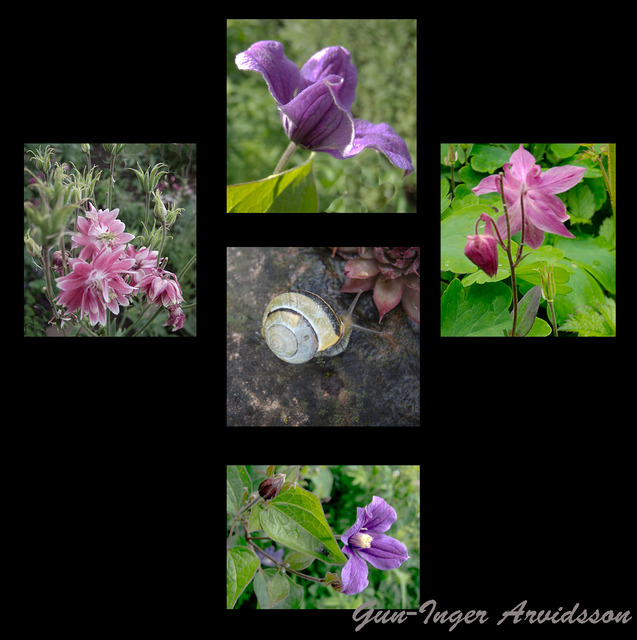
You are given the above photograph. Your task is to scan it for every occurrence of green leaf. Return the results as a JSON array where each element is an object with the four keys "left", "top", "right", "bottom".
[
  {"left": 226, "top": 465, "right": 252, "bottom": 516},
  {"left": 227, "top": 545, "right": 260, "bottom": 609},
  {"left": 227, "top": 154, "right": 317, "bottom": 213},
  {"left": 527, "top": 316, "right": 552, "bottom": 337},
  {"left": 441, "top": 177, "right": 451, "bottom": 215},
  {"left": 440, "top": 204, "right": 498, "bottom": 274},
  {"left": 608, "top": 143, "right": 616, "bottom": 217},
  {"left": 549, "top": 143, "right": 580, "bottom": 159},
  {"left": 553, "top": 235, "right": 616, "bottom": 294},
  {"left": 259, "top": 486, "right": 347, "bottom": 565},
  {"left": 254, "top": 569, "right": 289, "bottom": 609},
  {"left": 559, "top": 298, "right": 616, "bottom": 337},
  {"left": 441, "top": 279, "right": 513, "bottom": 337},
  {"left": 254, "top": 569, "right": 303, "bottom": 609},
  {"left": 513, "top": 285, "right": 541, "bottom": 337},
  {"left": 567, "top": 182, "right": 595, "bottom": 221},
  {"left": 470, "top": 144, "right": 512, "bottom": 174},
  {"left": 553, "top": 259, "right": 605, "bottom": 325}
]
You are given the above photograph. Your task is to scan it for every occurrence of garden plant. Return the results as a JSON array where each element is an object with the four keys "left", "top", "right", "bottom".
[
  {"left": 227, "top": 465, "right": 419, "bottom": 609},
  {"left": 24, "top": 144, "right": 197, "bottom": 336},
  {"left": 441, "top": 144, "right": 615, "bottom": 337},
  {"left": 227, "top": 19, "right": 416, "bottom": 213}
]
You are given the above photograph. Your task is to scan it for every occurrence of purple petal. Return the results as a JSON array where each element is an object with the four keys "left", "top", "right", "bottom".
[
  {"left": 359, "top": 533, "right": 410, "bottom": 570},
  {"left": 525, "top": 191, "right": 575, "bottom": 241},
  {"left": 340, "top": 547, "right": 369, "bottom": 595},
  {"left": 337, "top": 120, "right": 413, "bottom": 178},
  {"left": 507, "top": 145, "right": 540, "bottom": 185},
  {"left": 359, "top": 495, "right": 398, "bottom": 533},
  {"left": 536, "top": 164, "right": 587, "bottom": 194},
  {"left": 471, "top": 174, "right": 501, "bottom": 196},
  {"left": 298, "top": 46, "right": 357, "bottom": 111},
  {"left": 235, "top": 40, "right": 300, "bottom": 106},
  {"left": 279, "top": 75, "right": 355, "bottom": 154}
]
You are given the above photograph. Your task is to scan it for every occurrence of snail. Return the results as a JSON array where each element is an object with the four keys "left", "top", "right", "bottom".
[{"left": 261, "top": 290, "right": 383, "bottom": 364}]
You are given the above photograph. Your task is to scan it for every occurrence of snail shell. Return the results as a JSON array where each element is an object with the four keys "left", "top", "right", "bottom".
[{"left": 262, "top": 290, "right": 369, "bottom": 364}]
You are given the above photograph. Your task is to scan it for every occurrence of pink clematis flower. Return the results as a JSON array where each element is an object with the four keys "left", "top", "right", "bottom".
[
  {"left": 472, "top": 144, "right": 586, "bottom": 250},
  {"left": 72, "top": 203, "right": 135, "bottom": 261},
  {"left": 55, "top": 248, "right": 136, "bottom": 326}
]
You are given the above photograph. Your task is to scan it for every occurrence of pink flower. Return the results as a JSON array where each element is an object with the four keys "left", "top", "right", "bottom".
[
  {"left": 472, "top": 144, "right": 586, "bottom": 250},
  {"left": 464, "top": 213, "right": 499, "bottom": 277},
  {"left": 164, "top": 305, "right": 185, "bottom": 332},
  {"left": 72, "top": 203, "right": 135, "bottom": 260},
  {"left": 124, "top": 245, "right": 159, "bottom": 284},
  {"left": 55, "top": 248, "right": 136, "bottom": 326},
  {"left": 138, "top": 268, "right": 183, "bottom": 307}
]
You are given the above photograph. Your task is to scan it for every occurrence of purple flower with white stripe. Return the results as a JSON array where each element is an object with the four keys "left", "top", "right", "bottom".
[
  {"left": 235, "top": 41, "right": 414, "bottom": 177},
  {"left": 339, "top": 496, "right": 409, "bottom": 595}
]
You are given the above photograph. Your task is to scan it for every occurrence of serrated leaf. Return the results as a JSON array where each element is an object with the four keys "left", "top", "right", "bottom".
[
  {"left": 227, "top": 545, "right": 260, "bottom": 609},
  {"left": 259, "top": 486, "right": 347, "bottom": 564},
  {"left": 559, "top": 298, "right": 616, "bottom": 336},
  {"left": 227, "top": 153, "right": 317, "bottom": 213}
]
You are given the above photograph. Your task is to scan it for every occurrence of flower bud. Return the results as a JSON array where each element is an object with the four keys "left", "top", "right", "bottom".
[
  {"left": 24, "top": 229, "right": 42, "bottom": 259},
  {"left": 153, "top": 190, "right": 167, "bottom": 222},
  {"left": 165, "top": 203, "right": 184, "bottom": 229},
  {"left": 533, "top": 262, "right": 557, "bottom": 303},
  {"left": 103, "top": 143, "right": 126, "bottom": 155},
  {"left": 258, "top": 473, "right": 286, "bottom": 501},
  {"left": 464, "top": 214, "right": 499, "bottom": 278}
]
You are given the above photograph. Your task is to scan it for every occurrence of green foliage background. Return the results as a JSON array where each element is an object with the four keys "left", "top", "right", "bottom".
[
  {"left": 227, "top": 19, "right": 416, "bottom": 212},
  {"left": 232, "top": 465, "right": 420, "bottom": 609}
]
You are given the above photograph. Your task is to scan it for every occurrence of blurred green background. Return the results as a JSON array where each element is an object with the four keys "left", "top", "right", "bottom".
[{"left": 227, "top": 19, "right": 417, "bottom": 212}]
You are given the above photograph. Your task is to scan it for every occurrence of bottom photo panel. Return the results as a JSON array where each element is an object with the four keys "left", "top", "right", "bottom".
[{"left": 227, "top": 464, "right": 420, "bottom": 611}]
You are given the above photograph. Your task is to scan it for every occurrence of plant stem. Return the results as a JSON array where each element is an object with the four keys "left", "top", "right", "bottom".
[
  {"left": 132, "top": 305, "right": 164, "bottom": 337},
  {"left": 144, "top": 192, "right": 151, "bottom": 228},
  {"left": 497, "top": 173, "right": 520, "bottom": 337},
  {"left": 107, "top": 152, "right": 116, "bottom": 210},
  {"left": 273, "top": 141, "right": 297, "bottom": 174},
  {"left": 548, "top": 300, "right": 558, "bottom": 337},
  {"left": 41, "top": 247, "right": 60, "bottom": 321},
  {"left": 157, "top": 219, "right": 167, "bottom": 267}
]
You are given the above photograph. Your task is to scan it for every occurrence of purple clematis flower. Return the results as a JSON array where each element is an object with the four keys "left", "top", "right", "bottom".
[
  {"left": 339, "top": 496, "right": 409, "bottom": 595},
  {"left": 235, "top": 41, "right": 414, "bottom": 178},
  {"left": 472, "top": 144, "right": 586, "bottom": 250}
]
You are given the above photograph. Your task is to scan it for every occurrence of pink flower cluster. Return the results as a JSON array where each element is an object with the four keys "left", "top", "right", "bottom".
[{"left": 55, "top": 204, "right": 186, "bottom": 332}]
